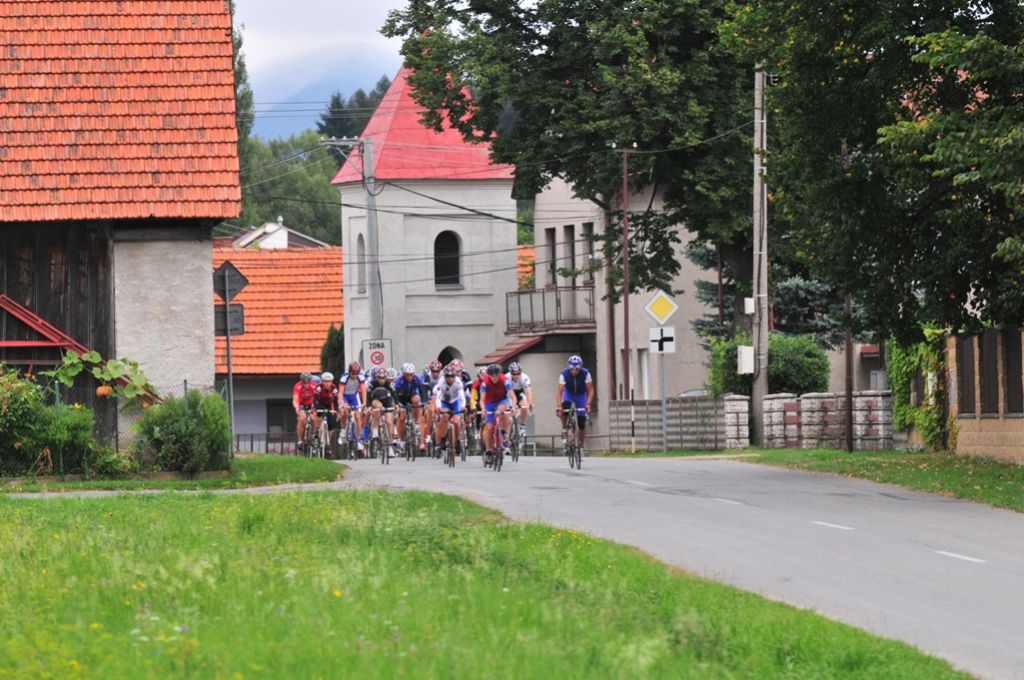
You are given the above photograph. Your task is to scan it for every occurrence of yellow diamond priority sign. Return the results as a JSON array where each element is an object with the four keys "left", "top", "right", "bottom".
[{"left": 644, "top": 291, "right": 678, "bottom": 326}]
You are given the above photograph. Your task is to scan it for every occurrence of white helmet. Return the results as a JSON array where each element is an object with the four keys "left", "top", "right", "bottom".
[{"left": 321, "top": 371, "right": 334, "bottom": 382}]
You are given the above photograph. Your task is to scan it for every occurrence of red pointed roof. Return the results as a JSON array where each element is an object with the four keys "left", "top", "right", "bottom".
[
  {"left": 331, "top": 67, "right": 513, "bottom": 185},
  {"left": 0, "top": 1, "right": 241, "bottom": 223},
  {"left": 213, "top": 247, "right": 343, "bottom": 377}
]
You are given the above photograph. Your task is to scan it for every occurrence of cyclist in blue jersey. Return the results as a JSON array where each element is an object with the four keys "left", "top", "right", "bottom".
[
  {"left": 556, "top": 355, "right": 595, "bottom": 451},
  {"left": 394, "top": 362, "right": 426, "bottom": 452}
]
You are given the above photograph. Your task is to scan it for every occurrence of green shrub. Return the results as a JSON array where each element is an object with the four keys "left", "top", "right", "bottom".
[
  {"left": 90, "top": 445, "right": 137, "bottom": 479},
  {"left": 37, "top": 404, "right": 97, "bottom": 475},
  {"left": 0, "top": 367, "right": 48, "bottom": 475},
  {"left": 131, "top": 391, "right": 231, "bottom": 474},
  {"left": 707, "top": 332, "right": 830, "bottom": 396}
]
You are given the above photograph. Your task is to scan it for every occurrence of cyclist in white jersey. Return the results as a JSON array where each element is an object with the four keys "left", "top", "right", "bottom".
[
  {"left": 507, "top": 361, "right": 533, "bottom": 431},
  {"left": 431, "top": 364, "right": 466, "bottom": 456}
]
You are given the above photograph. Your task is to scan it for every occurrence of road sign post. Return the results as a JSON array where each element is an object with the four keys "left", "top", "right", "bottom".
[
  {"left": 213, "top": 261, "right": 249, "bottom": 459},
  {"left": 649, "top": 326, "right": 676, "bottom": 452}
]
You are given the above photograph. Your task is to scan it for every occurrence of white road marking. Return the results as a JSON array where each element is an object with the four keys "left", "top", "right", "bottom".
[
  {"left": 935, "top": 550, "right": 986, "bottom": 564},
  {"left": 713, "top": 498, "right": 744, "bottom": 505},
  {"left": 625, "top": 480, "right": 654, "bottom": 487},
  {"left": 812, "top": 521, "right": 855, "bottom": 531}
]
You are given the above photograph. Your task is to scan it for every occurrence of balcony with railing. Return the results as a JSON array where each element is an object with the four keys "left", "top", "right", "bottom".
[{"left": 506, "top": 285, "right": 596, "bottom": 334}]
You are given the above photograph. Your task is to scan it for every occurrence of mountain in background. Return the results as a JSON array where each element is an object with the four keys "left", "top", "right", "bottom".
[{"left": 248, "top": 42, "right": 402, "bottom": 140}]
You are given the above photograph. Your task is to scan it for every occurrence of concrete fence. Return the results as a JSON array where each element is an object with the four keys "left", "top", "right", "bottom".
[
  {"left": 607, "top": 390, "right": 892, "bottom": 452},
  {"left": 764, "top": 390, "right": 893, "bottom": 450}
]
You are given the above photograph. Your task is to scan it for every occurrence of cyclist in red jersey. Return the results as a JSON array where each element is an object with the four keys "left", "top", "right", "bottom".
[
  {"left": 292, "top": 371, "right": 317, "bottom": 452},
  {"left": 313, "top": 371, "right": 340, "bottom": 454},
  {"left": 480, "top": 363, "right": 518, "bottom": 461}
]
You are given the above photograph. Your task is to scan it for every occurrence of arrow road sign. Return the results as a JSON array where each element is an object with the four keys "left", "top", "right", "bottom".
[
  {"left": 649, "top": 326, "right": 676, "bottom": 354},
  {"left": 213, "top": 261, "right": 249, "bottom": 303}
]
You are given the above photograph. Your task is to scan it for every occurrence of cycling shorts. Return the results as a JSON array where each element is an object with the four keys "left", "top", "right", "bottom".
[
  {"left": 438, "top": 399, "right": 463, "bottom": 416},
  {"left": 342, "top": 394, "right": 361, "bottom": 409},
  {"left": 561, "top": 392, "right": 588, "bottom": 429},
  {"left": 483, "top": 398, "right": 511, "bottom": 424},
  {"left": 397, "top": 393, "right": 421, "bottom": 407}
]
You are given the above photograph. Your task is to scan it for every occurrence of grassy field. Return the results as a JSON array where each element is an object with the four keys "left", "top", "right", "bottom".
[
  {"left": 0, "top": 455, "right": 343, "bottom": 493},
  {"left": 0, "top": 491, "right": 969, "bottom": 678},
  {"left": 750, "top": 448, "right": 1024, "bottom": 513}
]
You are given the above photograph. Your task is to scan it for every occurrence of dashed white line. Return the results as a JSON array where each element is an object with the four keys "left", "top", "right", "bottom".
[
  {"left": 935, "top": 550, "right": 986, "bottom": 564},
  {"left": 812, "top": 521, "right": 855, "bottom": 531},
  {"left": 625, "top": 480, "right": 654, "bottom": 487},
  {"left": 713, "top": 498, "right": 744, "bottom": 505}
]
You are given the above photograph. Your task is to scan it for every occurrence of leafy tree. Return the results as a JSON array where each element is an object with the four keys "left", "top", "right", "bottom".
[
  {"left": 708, "top": 333, "right": 829, "bottom": 397},
  {"left": 234, "top": 130, "right": 342, "bottom": 244},
  {"left": 317, "top": 76, "right": 392, "bottom": 164},
  {"left": 320, "top": 324, "right": 345, "bottom": 380},
  {"left": 724, "top": 1, "right": 1024, "bottom": 341},
  {"left": 382, "top": 0, "right": 753, "bottom": 302}
]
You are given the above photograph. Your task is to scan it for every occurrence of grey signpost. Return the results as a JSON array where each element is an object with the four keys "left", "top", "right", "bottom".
[
  {"left": 645, "top": 292, "right": 679, "bottom": 452},
  {"left": 214, "top": 261, "right": 248, "bottom": 456}
]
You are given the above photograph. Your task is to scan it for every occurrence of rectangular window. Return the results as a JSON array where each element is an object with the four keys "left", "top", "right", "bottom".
[
  {"left": 956, "top": 336, "right": 976, "bottom": 416},
  {"left": 545, "top": 227, "right": 557, "bottom": 286},
  {"left": 1003, "top": 329, "right": 1023, "bottom": 414},
  {"left": 979, "top": 330, "right": 999, "bottom": 414},
  {"left": 266, "top": 399, "right": 295, "bottom": 436},
  {"left": 563, "top": 224, "right": 576, "bottom": 287},
  {"left": 582, "top": 222, "right": 595, "bottom": 283}
]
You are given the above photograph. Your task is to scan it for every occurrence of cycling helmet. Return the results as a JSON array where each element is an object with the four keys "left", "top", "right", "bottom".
[
  {"left": 300, "top": 371, "right": 312, "bottom": 383},
  {"left": 486, "top": 363, "right": 501, "bottom": 376},
  {"left": 311, "top": 374, "right": 322, "bottom": 385},
  {"left": 449, "top": 358, "right": 464, "bottom": 373},
  {"left": 386, "top": 367, "right": 399, "bottom": 381},
  {"left": 428, "top": 360, "right": 443, "bottom": 373},
  {"left": 477, "top": 367, "right": 488, "bottom": 379},
  {"left": 374, "top": 367, "right": 388, "bottom": 380},
  {"left": 508, "top": 361, "right": 522, "bottom": 373},
  {"left": 567, "top": 355, "right": 583, "bottom": 369},
  {"left": 321, "top": 371, "right": 334, "bottom": 382},
  {"left": 443, "top": 366, "right": 456, "bottom": 377},
  {"left": 348, "top": 361, "right": 361, "bottom": 373},
  {"left": 401, "top": 362, "right": 416, "bottom": 375}
]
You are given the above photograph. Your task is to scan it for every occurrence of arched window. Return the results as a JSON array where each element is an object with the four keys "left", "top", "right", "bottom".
[
  {"left": 438, "top": 346, "right": 462, "bottom": 367},
  {"left": 357, "top": 234, "right": 367, "bottom": 294},
  {"left": 434, "top": 230, "right": 460, "bottom": 287}
]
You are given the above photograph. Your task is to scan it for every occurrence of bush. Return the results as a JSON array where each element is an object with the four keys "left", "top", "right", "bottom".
[
  {"left": 0, "top": 367, "right": 48, "bottom": 475},
  {"left": 131, "top": 391, "right": 231, "bottom": 474},
  {"left": 90, "top": 446, "right": 137, "bottom": 479},
  {"left": 708, "top": 332, "right": 830, "bottom": 396},
  {"left": 37, "top": 404, "right": 97, "bottom": 475}
]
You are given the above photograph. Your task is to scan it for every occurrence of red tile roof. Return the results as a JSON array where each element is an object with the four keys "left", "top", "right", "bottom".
[
  {"left": 331, "top": 67, "right": 513, "bottom": 185},
  {"left": 0, "top": 1, "right": 240, "bottom": 222},
  {"left": 213, "top": 247, "right": 343, "bottom": 377},
  {"left": 517, "top": 245, "right": 536, "bottom": 289}
]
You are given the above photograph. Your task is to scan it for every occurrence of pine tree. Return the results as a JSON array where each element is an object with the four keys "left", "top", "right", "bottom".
[{"left": 320, "top": 325, "right": 345, "bottom": 379}]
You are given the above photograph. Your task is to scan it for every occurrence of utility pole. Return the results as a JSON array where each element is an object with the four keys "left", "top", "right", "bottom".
[
  {"left": 322, "top": 137, "right": 384, "bottom": 340},
  {"left": 751, "top": 70, "right": 769, "bottom": 446},
  {"left": 621, "top": 148, "right": 631, "bottom": 401}
]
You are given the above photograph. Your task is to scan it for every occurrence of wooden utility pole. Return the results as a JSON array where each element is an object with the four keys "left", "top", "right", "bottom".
[{"left": 621, "top": 149, "right": 631, "bottom": 400}]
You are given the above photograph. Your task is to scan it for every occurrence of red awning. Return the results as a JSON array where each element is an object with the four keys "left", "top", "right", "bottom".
[{"left": 474, "top": 336, "right": 543, "bottom": 367}]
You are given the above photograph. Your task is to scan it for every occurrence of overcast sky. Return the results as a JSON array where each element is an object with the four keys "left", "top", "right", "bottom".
[{"left": 233, "top": 0, "right": 408, "bottom": 137}]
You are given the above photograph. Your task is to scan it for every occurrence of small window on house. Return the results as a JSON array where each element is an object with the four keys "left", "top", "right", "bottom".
[
  {"left": 545, "top": 227, "right": 557, "bottom": 286},
  {"left": 956, "top": 335, "right": 976, "bottom": 416},
  {"left": 582, "top": 222, "right": 595, "bottom": 283},
  {"left": 357, "top": 234, "right": 367, "bottom": 294},
  {"left": 434, "top": 230, "right": 460, "bottom": 287},
  {"left": 563, "top": 224, "right": 576, "bottom": 287},
  {"left": 1003, "top": 329, "right": 1023, "bottom": 414},
  {"left": 266, "top": 399, "right": 295, "bottom": 436},
  {"left": 979, "top": 330, "right": 999, "bottom": 414}
]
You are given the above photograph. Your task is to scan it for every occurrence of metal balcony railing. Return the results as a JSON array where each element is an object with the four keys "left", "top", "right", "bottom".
[{"left": 506, "top": 285, "right": 596, "bottom": 333}]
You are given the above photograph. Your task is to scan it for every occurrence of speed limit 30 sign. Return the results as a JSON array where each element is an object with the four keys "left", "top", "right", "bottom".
[{"left": 361, "top": 339, "right": 392, "bottom": 370}]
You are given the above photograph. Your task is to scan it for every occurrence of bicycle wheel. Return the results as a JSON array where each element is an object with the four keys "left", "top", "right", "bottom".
[
  {"left": 459, "top": 424, "right": 468, "bottom": 463},
  {"left": 569, "top": 418, "right": 581, "bottom": 469},
  {"left": 447, "top": 425, "right": 456, "bottom": 468},
  {"left": 318, "top": 419, "right": 329, "bottom": 459}
]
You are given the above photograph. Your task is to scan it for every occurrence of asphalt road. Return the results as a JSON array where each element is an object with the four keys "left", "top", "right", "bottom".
[{"left": 346, "top": 454, "right": 1024, "bottom": 680}]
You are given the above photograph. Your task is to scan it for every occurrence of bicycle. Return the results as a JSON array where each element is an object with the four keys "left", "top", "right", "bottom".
[
  {"left": 508, "top": 407, "right": 526, "bottom": 463},
  {"left": 370, "top": 407, "right": 394, "bottom": 465},
  {"left": 339, "top": 414, "right": 360, "bottom": 460},
  {"left": 561, "top": 400, "right": 582, "bottom": 469},
  {"left": 314, "top": 408, "right": 331, "bottom": 459},
  {"left": 299, "top": 408, "right": 322, "bottom": 458},
  {"left": 444, "top": 415, "right": 457, "bottom": 468},
  {"left": 458, "top": 418, "right": 469, "bottom": 463},
  {"left": 402, "top": 403, "right": 420, "bottom": 462}
]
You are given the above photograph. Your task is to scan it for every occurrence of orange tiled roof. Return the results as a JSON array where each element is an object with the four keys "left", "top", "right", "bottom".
[
  {"left": 517, "top": 245, "right": 535, "bottom": 289},
  {"left": 213, "top": 247, "right": 343, "bottom": 377},
  {"left": 0, "top": 2, "right": 240, "bottom": 223}
]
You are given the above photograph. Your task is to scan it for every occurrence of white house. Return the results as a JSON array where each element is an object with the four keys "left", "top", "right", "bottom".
[{"left": 331, "top": 68, "right": 518, "bottom": 372}]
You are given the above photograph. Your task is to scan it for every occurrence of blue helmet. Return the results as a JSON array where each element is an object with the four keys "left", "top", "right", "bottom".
[{"left": 567, "top": 355, "right": 583, "bottom": 369}]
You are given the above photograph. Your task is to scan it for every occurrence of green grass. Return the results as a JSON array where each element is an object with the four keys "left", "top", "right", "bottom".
[
  {"left": 0, "top": 492, "right": 969, "bottom": 678},
  {"left": 0, "top": 455, "right": 343, "bottom": 494},
  {"left": 749, "top": 447, "right": 1024, "bottom": 512}
]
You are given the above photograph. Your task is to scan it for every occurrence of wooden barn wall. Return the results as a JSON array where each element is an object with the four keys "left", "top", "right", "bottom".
[{"left": 0, "top": 222, "right": 113, "bottom": 363}]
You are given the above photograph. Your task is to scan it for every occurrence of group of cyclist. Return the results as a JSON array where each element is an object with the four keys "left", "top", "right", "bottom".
[{"left": 291, "top": 354, "right": 594, "bottom": 462}]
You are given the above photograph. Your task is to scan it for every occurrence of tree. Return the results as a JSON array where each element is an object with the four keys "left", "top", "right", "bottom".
[
  {"left": 317, "top": 76, "right": 392, "bottom": 164},
  {"left": 320, "top": 325, "right": 345, "bottom": 379},
  {"left": 725, "top": 1, "right": 1024, "bottom": 341},
  {"left": 382, "top": 0, "right": 754, "bottom": 302},
  {"left": 232, "top": 130, "right": 342, "bottom": 244}
]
